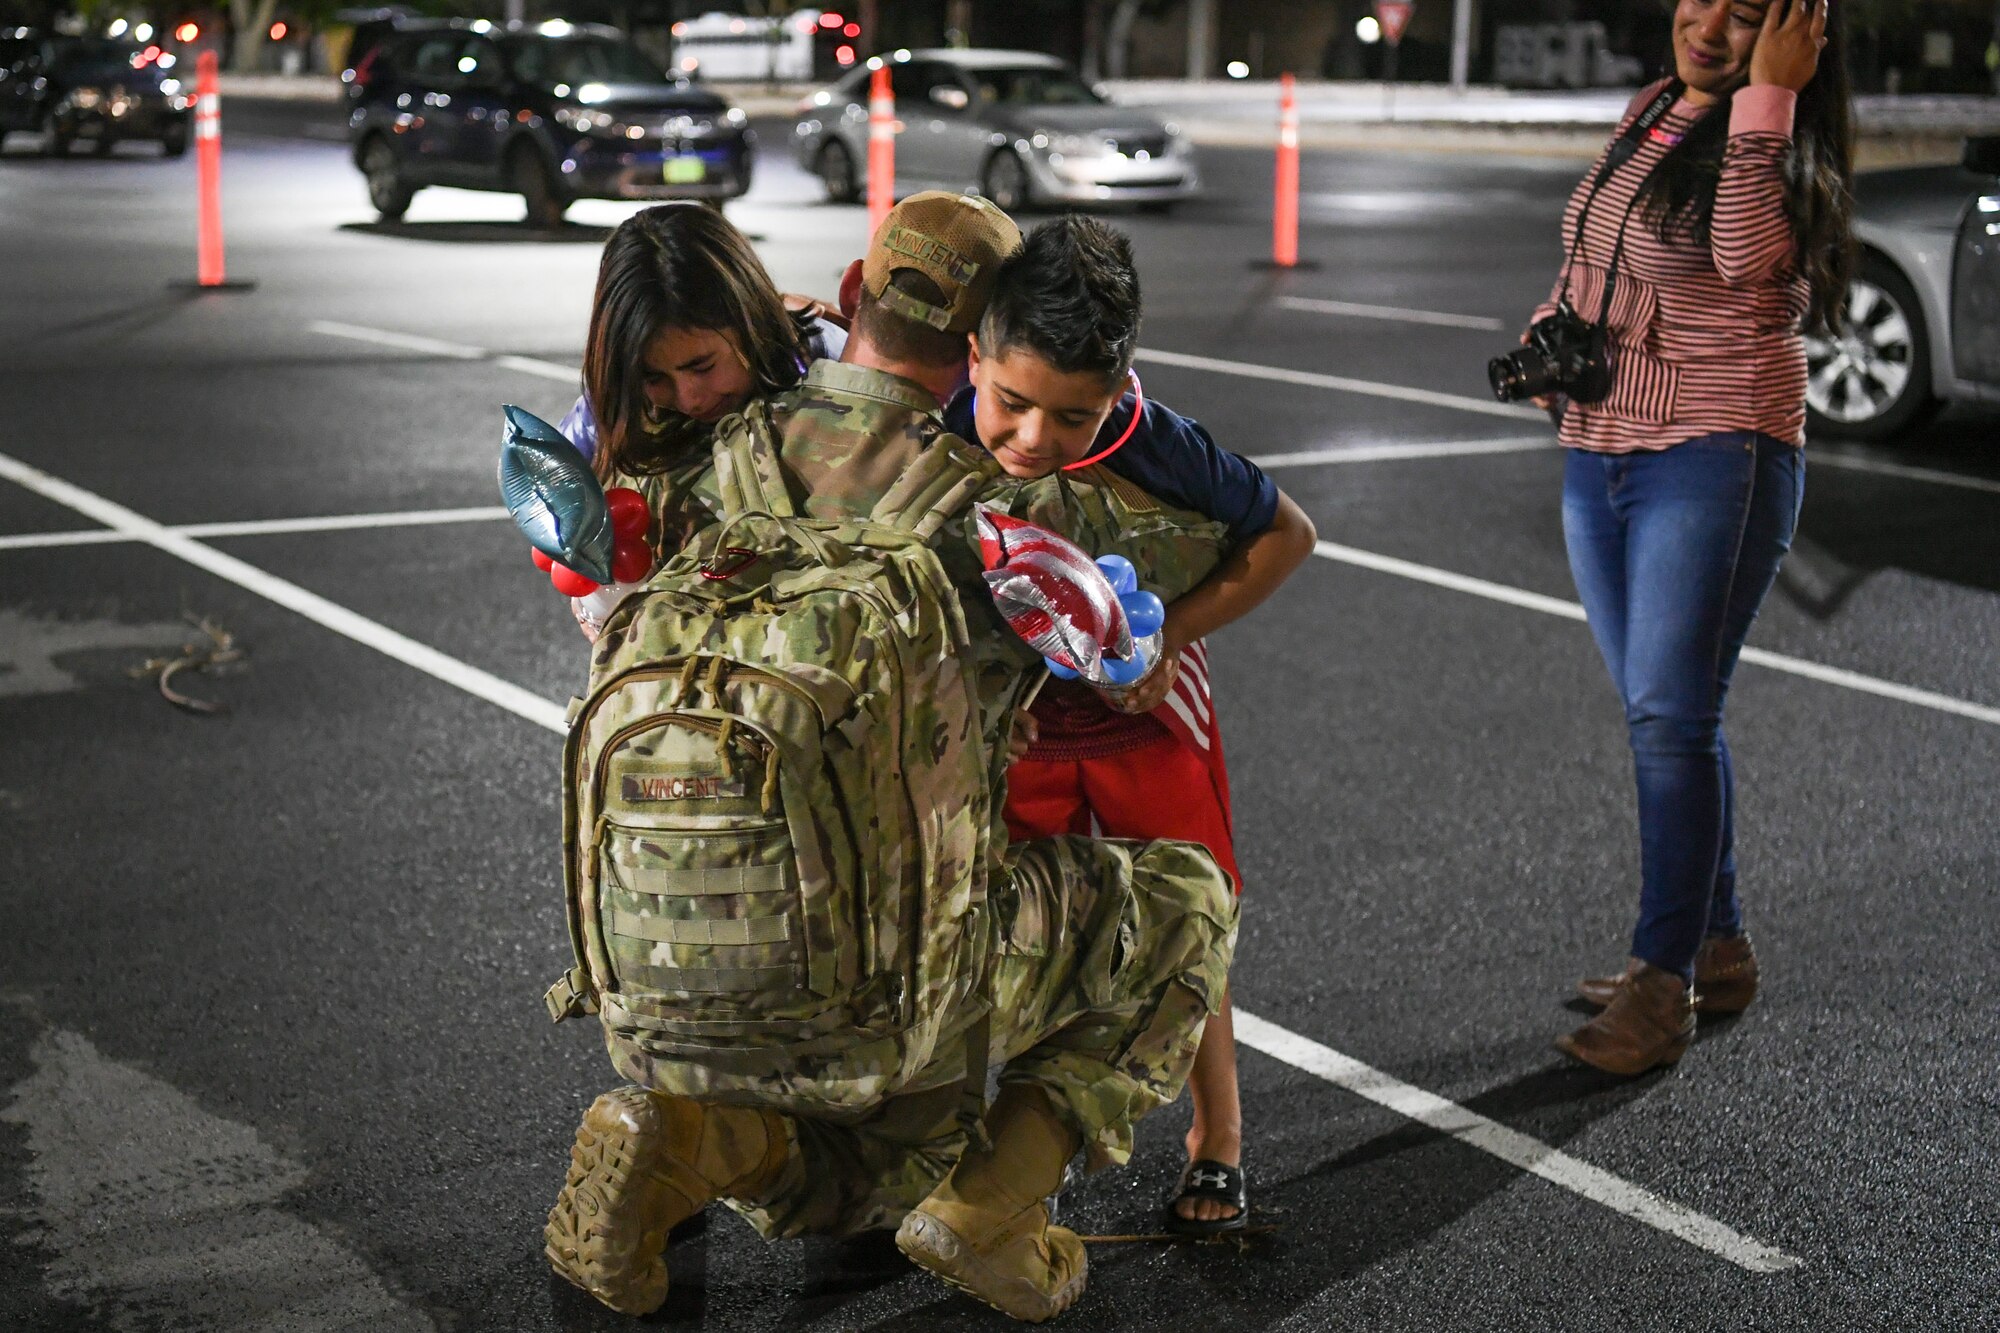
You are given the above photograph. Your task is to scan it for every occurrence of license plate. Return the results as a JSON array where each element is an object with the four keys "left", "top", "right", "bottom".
[{"left": 662, "top": 156, "right": 706, "bottom": 185}]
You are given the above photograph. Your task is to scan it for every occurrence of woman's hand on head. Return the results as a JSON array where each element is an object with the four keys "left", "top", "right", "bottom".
[{"left": 1750, "top": 0, "right": 1827, "bottom": 92}]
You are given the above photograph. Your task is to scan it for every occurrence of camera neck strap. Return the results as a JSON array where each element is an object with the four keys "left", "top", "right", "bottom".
[{"left": 1556, "top": 78, "right": 1691, "bottom": 321}]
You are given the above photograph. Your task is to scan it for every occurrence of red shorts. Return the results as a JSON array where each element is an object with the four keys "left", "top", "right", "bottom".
[{"left": 1003, "top": 733, "right": 1243, "bottom": 894}]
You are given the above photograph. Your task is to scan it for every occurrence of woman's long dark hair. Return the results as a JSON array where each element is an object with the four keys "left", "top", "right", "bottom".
[
  {"left": 582, "top": 204, "right": 810, "bottom": 479},
  {"left": 1639, "top": 0, "right": 1855, "bottom": 334}
]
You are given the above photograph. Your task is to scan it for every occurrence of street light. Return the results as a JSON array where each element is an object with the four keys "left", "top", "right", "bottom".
[{"left": 1356, "top": 16, "right": 1381, "bottom": 45}]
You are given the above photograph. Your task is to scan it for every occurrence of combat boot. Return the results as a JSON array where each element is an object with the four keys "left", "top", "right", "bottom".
[
  {"left": 1577, "top": 934, "right": 1760, "bottom": 1014},
  {"left": 896, "top": 1084, "right": 1087, "bottom": 1323},
  {"left": 544, "top": 1086, "right": 792, "bottom": 1316}
]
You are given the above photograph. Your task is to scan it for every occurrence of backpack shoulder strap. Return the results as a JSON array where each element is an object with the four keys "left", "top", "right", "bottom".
[
  {"left": 867, "top": 434, "right": 997, "bottom": 540},
  {"left": 713, "top": 399, "right": 798, "bottom": 520}
]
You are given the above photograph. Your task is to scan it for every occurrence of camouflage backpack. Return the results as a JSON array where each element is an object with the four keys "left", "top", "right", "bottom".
[{"left": 545, "top": 403, "right": 998, "bottom": 1118}]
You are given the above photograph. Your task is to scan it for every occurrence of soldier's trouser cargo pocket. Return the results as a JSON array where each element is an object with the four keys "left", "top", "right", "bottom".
[{"left": 989, "top": 835, "right": 1238, "bottom": 1170}]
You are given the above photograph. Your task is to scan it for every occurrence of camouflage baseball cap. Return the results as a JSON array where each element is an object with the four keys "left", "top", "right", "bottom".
[{"left": 862, "top": 191, "right": 1022, "bottom": 334}]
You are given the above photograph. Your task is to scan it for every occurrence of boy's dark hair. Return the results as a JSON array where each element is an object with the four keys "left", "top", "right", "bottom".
[
  {"left": 853, "top": 269, "right": 969, "bottom": 368},
  {"left": 978, "top": 216, "right": 1140, "bottom": 387}
]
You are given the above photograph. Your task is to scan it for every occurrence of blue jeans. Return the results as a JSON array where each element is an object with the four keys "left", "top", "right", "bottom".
[{"left": 1562, "top": 434, "right": 1805, "bottom": 981}]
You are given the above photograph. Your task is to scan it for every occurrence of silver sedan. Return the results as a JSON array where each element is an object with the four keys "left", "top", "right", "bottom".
[
  {"left": 793, "top": 48, "right": 1199, "bottom": 213},
  {"left": 1807, "top": 136, "right": 2000, "bottom": 441}
]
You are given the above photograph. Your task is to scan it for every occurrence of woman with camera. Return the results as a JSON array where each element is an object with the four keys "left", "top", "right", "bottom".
[{"left": 1504, "top": 0, "right": 1851, "bottom": 1075}]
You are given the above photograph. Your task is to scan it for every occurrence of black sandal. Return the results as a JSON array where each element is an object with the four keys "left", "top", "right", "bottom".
[{"left": 1164, "top": 1158, "right": 1248, "bottom": 1236}]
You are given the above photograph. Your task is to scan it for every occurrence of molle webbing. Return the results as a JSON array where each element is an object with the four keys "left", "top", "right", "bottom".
[{"left": 868, "top": 441, "right": 994, "bottom": 539}]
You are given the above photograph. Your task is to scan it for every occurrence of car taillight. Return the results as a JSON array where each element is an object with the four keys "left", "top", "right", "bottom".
[{"left": 348, "top": 47, "right": 380, "bottom": 87}]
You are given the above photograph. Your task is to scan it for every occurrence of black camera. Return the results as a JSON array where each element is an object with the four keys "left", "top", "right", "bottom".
[{"left": 1488, "top": 300, "right": 1612, "bottom": 404}]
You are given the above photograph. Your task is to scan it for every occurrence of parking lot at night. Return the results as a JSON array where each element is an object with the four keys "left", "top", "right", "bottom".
[{"left": 2, "top": 77, "right": 1997, "bottom": 1332}]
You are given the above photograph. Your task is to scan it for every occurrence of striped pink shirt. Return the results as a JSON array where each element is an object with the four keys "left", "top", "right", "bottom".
[{"left": 1533, "top": 81, "right": 1806, "bottom": 452}]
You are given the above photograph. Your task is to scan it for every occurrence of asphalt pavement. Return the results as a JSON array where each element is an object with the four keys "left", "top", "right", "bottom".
[{"left": 1, "top": 101, "right": 1996, "bottom": 1333}]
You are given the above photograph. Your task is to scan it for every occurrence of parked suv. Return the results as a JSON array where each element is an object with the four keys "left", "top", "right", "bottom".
[
  {"left": 0, "top": 28, "right": 193, "bottom": 157},
  {"left": 345, "top": 18, "right": 752, "bottom": 226}
]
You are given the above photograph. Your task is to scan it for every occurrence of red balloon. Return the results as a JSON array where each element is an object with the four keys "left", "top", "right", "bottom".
[
  {"left": 530, "top": 546, "right": 554, "bottom": 572},
  {"left": 605, "top": 487, "right": 651, "bottom": 540},
  {"left": 550, "top": 562, "right": 600, "bottom": 598},
  {"left": 611, "top": 535, "right": 653, "bottom": 585}
]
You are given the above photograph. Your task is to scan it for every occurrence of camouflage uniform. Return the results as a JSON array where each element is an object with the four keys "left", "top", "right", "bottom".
[{"left": 673, "top": 360, "right": 1239, "bottom": 1239}]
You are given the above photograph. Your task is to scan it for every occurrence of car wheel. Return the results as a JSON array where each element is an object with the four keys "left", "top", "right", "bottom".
[
  {"left": 93, "top": 133, "right": 115, "bottom": 157},
  {"left": 362, "top": 137, "right": 415, "bottom": 221},
  {"left": 44, "top": 115, "right": 71, "bottom": 158},
  {"left": 512, "top": 145, "right": 568, "bottom": 229},
  {"left": 160, "top": 124, "right": 188, "bottom": 158},
  {"left": 1805, "top": 252, "right": 1939, "bottom": 443},
  {"left": 817, "top": 138, "right": 857, "bottom": 203},
  {"left": 981, "top": 149, "right": 1030, "bottom": 213}
]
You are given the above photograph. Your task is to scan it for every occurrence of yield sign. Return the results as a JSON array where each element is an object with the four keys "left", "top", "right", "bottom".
[{"left": 1374, "top": 0, "right": 1414, "bottom": 45}]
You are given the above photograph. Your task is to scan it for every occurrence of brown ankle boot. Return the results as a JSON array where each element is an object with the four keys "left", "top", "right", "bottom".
[
  {"left": 1555, "top": 963, "right": 1695, "bottom": 1076},
  {"left": 545, "top": 1087, "right": 792, "bottom": 1316},
  {"left": 897, "top": 1084, "right": 1087, "bottom": 1323},
  {"left": 1577, "top": 934, "right": 1760, "bottom": 1014},
  {"left": 1691, "top": 933, "right": 1759, "bottom": 1013}
]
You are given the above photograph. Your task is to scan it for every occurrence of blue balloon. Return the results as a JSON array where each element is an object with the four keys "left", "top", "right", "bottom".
[
  {"left": 1095, "top": 554, "right": 1138, "bottom": 595},
  {"left": 1119, "top": 590, "right": 1165, "bottom": 639},
  {"left": 1043, "top": 657, "right": 1079, "bottom": 680},
  {"left": 1101, "top": 648, "right": 1149, "bottom": 686},
  {"left": 499, "top": 404, "right": 614, "bottom": 585}
]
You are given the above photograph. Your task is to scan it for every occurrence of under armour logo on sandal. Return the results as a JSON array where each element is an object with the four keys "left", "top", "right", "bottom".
[{"left": 1190, "top": 1169, "right": 1231, "bottom": 1190}]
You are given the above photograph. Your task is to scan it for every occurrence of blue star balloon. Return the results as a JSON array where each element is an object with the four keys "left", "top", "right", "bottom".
[{"left": 498, "top": 404, "right": 613, "bottom": 585}]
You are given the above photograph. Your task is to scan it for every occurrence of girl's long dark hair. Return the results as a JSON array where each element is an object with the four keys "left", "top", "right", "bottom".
[
  {"left": 1639, "top": 0, "right": 1855, "bottom": 334},
  {"left": 582, "top": 204, "right": 810, "bottom": 479}
]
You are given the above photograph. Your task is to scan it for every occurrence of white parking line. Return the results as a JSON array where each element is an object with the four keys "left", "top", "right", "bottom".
[
  {"left": 1135, "top": 347, "right": 1547, "bottom": 422},
  {"left": 1276, "top": 296, "right": 1508, "bottom": 332},
  {"left": 0, "top": 506, "right": 510, "bottom": 551},
  {"left": 0, "top": 447, "right": 1799, "bottom": 1275},
  {"left": 0, "top": 529, "right": 133, "bottom": 552},
  {"left": 308, "top": 320, "right": 486, "bottom": 360},
  {"left": 309, "top": 320, "right": 579, "bottom": 384},
  {"left": 1806, "top": 450, "right": 2000, "bottom": 498},
  {"left": 0, "top": 453, "right": 564, "bottom": 733},
  {"left": 1232, "top": 1012, "right": 1802, "bottom": 1273},
  {"left": 1315, "top": 539, "right": 2000, "bottom": 727},
  {"left": 1254, "top": 436, "right": 1549, "bottom": 467}
]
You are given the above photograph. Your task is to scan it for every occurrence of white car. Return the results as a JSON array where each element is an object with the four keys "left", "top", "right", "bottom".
[
  {"left": 1807, "top": 136, "right": 2000, "bottom": 441},
  {"left": 793, "top": 48, "right": 1199, "bottom": 212}
]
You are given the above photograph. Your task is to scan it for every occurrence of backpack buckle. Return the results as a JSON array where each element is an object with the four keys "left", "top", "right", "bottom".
[{"left": 543, "top": 965, "right": 598, "bottom": 1022}]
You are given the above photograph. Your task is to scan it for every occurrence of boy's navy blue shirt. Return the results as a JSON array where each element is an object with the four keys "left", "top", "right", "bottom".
[{"left": 943, "top": 387, "right": 1278, "bottom": 546}]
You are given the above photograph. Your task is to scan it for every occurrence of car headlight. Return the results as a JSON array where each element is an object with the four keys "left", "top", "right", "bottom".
[
  {"left": 553, "top": 106, "right": 612, "bottom": 133},
  {"left": 724, "top": 106, "right": 746, "bottom": 128},
  {"left": 69, "top": 86, "right": 103, "bottom": 109}
]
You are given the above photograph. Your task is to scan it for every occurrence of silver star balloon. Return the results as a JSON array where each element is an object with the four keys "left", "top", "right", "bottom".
[{"left": 498, "top": 404, "right": 613, "bottom": 585}]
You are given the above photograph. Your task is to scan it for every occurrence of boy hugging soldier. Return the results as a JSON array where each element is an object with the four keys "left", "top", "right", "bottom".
[{"left": 542, "top": 192, "right": 1241, "bottom": 1324}]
